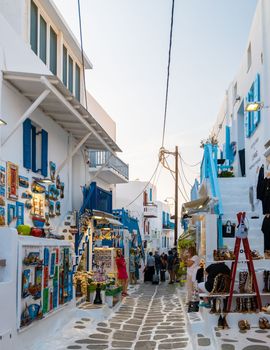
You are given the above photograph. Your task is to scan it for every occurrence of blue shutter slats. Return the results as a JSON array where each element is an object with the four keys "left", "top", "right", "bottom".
[
  {"left": 31, "top": 125, "right": 37, "bottom": 172},
  {"left": 253, "top": 74, "right": 260, "bottom": 126},
  {"left": 23, "top": 118, "right": 32, "bottom": 169},
  {"left": 41, "top": 129, "right": 48, "bottom": 177}
]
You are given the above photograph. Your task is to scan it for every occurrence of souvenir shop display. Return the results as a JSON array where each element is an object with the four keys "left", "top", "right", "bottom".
[
  {"left": 55, "top": 201, "right": 61, "bottom": 216},
  {"left": 32, "top": 181, "right": 46, "bottom": 194},
  {"left": 22, "top": 191, "right": 32, "bottom": 199},
  {"left": 7, "top": 203, "right": 16, "bottom": 225},
  {"left": 19, "top": 175, "right": 29, "bottom": 188},
  {"left": 0, "top": 165, "right": 5, "bottom": 187},
  {"left": 213, "top": 249, "right": 235, "bottom": 261},
  {"left": 93, "top": 283, "right": 103, "bottom": 304},
  {"left": 0, "top": 207, "right": 5, "bottom": 226},
  {"left": 16, "top": 201, "right": 24, "bottom": 226},
  {"left": 49, "top": 201, "right": 55, "bottom": 217},
  {"left": 222, "top": 220, "right": 236, "bottom": 238},
  {"left": 49, "top": 161, "right": 56, "bottom": 181},
  {"left": 7, "top": 161, "right": 19, "bottom": 200},
  {"left": 18, "top": 243, "right": 73, "bottom": 329},
  {"left": 93, "top": 247, "right": 117, "bottom": 275},
  {"left": 48, "top": 184, "right": 60, "bottom": 201},
  {"left": 60, "top": 182, "right": 64, "bottom": 199},
  {"left": 17, "top": 225, "right": 31, "bottom": 236},
  {"left": 31, "top": 194, "right": 44, "bottom": 217}
]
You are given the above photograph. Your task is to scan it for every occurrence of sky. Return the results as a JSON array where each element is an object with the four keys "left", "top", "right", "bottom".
[{"left": 54, "top": 0, "right": 257, "bottom": 205}]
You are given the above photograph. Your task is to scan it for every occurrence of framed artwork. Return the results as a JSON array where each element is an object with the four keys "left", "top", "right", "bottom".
[
  {"left": 7, "top": 203, "right": 16, "bottom": 226},
  {"left": 7, "top": 162, "right": 19, "bottom": 201},
  {"left": 0, "top": 207, "right": 5, "bottom": 226},
  {"left": 16, "top": 202, "right": 24, "bottom": 226},
  {"left": 19, "top": 175, "right": 29, "bottom": 188},
  {"left": 0, "top": 166, "right": 5, "bottom": 187}
]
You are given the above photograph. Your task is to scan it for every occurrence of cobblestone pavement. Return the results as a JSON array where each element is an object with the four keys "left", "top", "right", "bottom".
[{"left": 66, "top": 283, "right": 190, "bottom": 350}]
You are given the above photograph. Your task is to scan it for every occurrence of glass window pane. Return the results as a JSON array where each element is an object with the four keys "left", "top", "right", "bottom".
[
  {"left": 50, "top": 27, "right": 57, "bottom": 75},
  {"left": 62, "top": 46, "right": 67, "bottom": 86},
  {"left": 30, "top": 0, "right": 38, "bottom": 54},
  {"left": 75, "top": 64, "right": 80, "bottom": 100},
  {"left": 39, "top": 16, "right": 47, "bottom": 64},
  {"left": 68, "top": 56, "right": 73, "bottom": 93}
]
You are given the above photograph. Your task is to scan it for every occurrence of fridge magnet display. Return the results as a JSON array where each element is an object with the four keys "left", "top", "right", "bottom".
[
  {"left": 16, "top": 201, "right": 24, "bottom": 226},
  {"left": 22, "top": 269, "right": 31, "bottom": 298},
  {"left": 49, "top": 161, "right": 56, "bottom": 181},
  {"left": 25, "top": 199, "right": 32, "bottom": 210},
  {"left": 0, "top": 207, "right": 5, "bottom": 226},
  {"left": 23, "top": 252, "right": 43, "bottom": 266},
  {"left": 7, "top": 203, "right": 16, "bottom": 226},
  {"left": 22, "top": 191, "right": 32, "bottom": 199},
  {"left": 19, "top": 175, "right": 29, "bottom": 188},
  {"left": 50, "top": 252, "right": 56, "bottom": 278},
  {"left": 32, "top": 194, "right": 44, "bottom": 217},
  {"left": 7, "top": 161, "right": 19, "bottom": 200},
  {"left": 0, "top": 165, "right": 5, "bottom": 187}
]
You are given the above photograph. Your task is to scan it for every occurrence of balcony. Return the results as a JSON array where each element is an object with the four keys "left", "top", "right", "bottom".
[
  {"left": 144, "top": 204, "right": 158, "bottom": 218},
  {"left": 162, "top": 211, "right": 175, "bottom": 230},
  {"left": 89, "top": 151, "right": 129, "bottom": 184}
]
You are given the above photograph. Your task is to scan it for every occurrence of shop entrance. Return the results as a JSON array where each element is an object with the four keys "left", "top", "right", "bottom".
[{"left": 237, "top": 101, "right": 246, "bottom": 177}]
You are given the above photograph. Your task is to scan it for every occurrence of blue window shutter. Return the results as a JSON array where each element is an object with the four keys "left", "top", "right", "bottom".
[
  {"left": 23, "top": 118, "right": 32, "bottom": 169},
  {"left": 41, "top": 129, "right": 48, "bottom": 177},
  {"left": 31, "top": 125, "right": 37, "bottom": 172},
  {"left": 253, "top": 74, "right": 260, "bottom": 126},
  {"left": 149, "top": 188, "right": 152, "bottom": 202},
  {"left": 245, "top": 93, "right": 251, "bottom": 137}
]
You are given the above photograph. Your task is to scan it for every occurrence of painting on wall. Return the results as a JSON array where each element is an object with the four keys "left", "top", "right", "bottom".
[
  {"left": 0, "top": 166, "right": 5, "bottom": 187},
  {"left": 0, "top": 207, "right": 5, "bottom": 226},
  {"left": 19, "top": 176, "right": 29, "bottom": 188},
  {"left": 7, "top": 162, "right": 19, "bottom": 201}
]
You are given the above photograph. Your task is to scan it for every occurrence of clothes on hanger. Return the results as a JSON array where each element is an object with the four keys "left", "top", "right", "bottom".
[
  {"left": 260, "top": 178, "right": 270, "bottom": 215},
  {"left": 262, "top": 215, "right": 270, "bottom": 251},
  {"left": 257, "top": 164, "right": 264, "bottom": 200}
]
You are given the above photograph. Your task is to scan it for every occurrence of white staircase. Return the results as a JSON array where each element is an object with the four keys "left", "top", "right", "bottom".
[{"left": 218, "top": 177, "right": 264, "bottom": 255}]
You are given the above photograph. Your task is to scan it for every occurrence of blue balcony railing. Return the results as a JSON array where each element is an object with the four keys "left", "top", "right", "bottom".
[
  {"left": 89, "top": 151, "right": 129, "bottom": 180},
  {"left": 162, "top": 211, "right": 175, "bottom": 229},
  {"left": 81, "top": 182, "right": 112, "bottom": 214}
]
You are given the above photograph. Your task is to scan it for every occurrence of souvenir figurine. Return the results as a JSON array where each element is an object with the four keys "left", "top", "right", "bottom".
[
  {"left": 45, "top": 213, "right": 50, "bottom": 226},
  {"left": 22, "top": 191, "right": 32, "bottom": 199},
  {"left": 60, "top": 182, "right": 64, "bottom": 199},
  {"left": 56, "top": 175, "right": 61, "bottom": 189},
  {"left": 49, "top": 201, "right": 55, "bottom": 218},
  {"left": 25, "top": 199, "right": 32, "bottom": 210},
  {"left": 55, "top": 201, "right": 61, "bottom": 216},
  {"left": 49, "top": 161, "right": 56, "bottom": 182},
  {"left": 32, "top": 181, "right": 46, "bottom": 194}
]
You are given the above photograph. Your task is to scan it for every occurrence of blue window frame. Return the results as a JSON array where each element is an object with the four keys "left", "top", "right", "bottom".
[
  {"left": 75, "top": 63, "right": 80, "bottom": 100},
  {"left": 30, "top": 0, "right": 38, "bottom": 54},
  {"left": 68, "top": 56, "right": 73, "bottom": 93},
  {"left": 245, "top": 74, "right": 261, "bottom": 137},
  {"left": 50, "top": 27, "right": 57, "bottom": 75},
  {"left": 62, "top": 46, "right": 67, "bottom": 86},
  {"left": 23, "top": 118, "right": 48, "bottom": 176},
  {"left": 39, "top": 15, "right": 47, "bottom": 64}
]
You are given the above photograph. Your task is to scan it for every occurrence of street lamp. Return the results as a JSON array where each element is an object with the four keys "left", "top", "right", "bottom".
[
  {"left": 0, "top": 119, "right": 7, "bottom": 126},
  {"left": 245, "top": 101, "right": 270, "bottom": 112}
]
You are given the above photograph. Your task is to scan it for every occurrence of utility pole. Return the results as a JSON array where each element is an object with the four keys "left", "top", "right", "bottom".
[
  {"left": 159, "top": 145, "right": 179, "bottom": 247},
  {"left": 174, "top": 146, "right": 178, "bottom": 247}
]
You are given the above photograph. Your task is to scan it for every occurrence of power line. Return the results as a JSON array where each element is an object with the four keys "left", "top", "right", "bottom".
[
  {"left": 163, "top": 157, "right": 188, "bottom": 202},
  {"left": 179, "top": 155, "right": 193, "bottom": 188},
  {"left": 77, "top": 0, "right": 88, "bottom": 110},
  {"left": 179, "top": 154, "right": 201, "bottom": 168},
  {"left": 125, "top": 161, "right": 160, "bottom": 208},
  {"left": 161, "top": 0, "right": 175, "bottom": 148}
]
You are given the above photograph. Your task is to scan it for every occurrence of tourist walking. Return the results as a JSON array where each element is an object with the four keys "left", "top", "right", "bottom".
[
  {"left": 135, "top": 249, "right": 141, "bottom": 281},
  {"left": 129, "top": 249, "right": 137, "bottom": 284},
  {"left": 185, "top": 246, "right": 200, "bottom": 303},
  {"left": 115, "top": 249, "right": 129, "bottom": 296},
  {"left": 160, "top": 252, "right": 167, "bottom": 282},
  {"left": 144, "top": 252, "right": 155, "bottom": 282},
  {"left": 167, "top": 250, "right": 175, "bottom": 284},
  {"left": 154, "top": 251, "right": 161, "bottom": 275}
]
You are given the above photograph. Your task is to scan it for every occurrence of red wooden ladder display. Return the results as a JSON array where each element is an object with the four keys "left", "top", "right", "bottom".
[{"left": 226, "top": 212, "right": 262, "bottom": 312}]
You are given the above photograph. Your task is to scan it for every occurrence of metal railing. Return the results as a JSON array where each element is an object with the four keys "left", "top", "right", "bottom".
[
  {"left": 89, "top": 151, "right": 129, "bottom": 180},
  {"left": 200, "top": 143, "right": 224, "bottom": 248}
]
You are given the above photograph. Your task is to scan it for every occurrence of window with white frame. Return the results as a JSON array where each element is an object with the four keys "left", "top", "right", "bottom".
[
  {"left": 30, "top": 0, "right": 81, "bottom": 101},
  {"left": 245, "top": 74, "right": 261, "bottom": 137}
]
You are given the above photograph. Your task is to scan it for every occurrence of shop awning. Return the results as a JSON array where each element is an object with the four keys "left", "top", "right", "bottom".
[
  {"left": 182, "top": 196, "right": 210, "bottom": 215},
  {"left": 91, "top": 210, "right": 123, "bottom": 226},
  {"left": 2, "top": 71, "right": 121, "bottom": 153}
]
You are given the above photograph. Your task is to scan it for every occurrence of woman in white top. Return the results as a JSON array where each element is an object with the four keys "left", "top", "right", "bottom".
[{"left": 185, "top": 246, "right": 200, "bottom": 303}]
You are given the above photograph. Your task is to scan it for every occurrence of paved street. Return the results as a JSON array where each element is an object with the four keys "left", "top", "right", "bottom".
[{"left": 62, "top": 284, "right": 190, "bottom": 350}]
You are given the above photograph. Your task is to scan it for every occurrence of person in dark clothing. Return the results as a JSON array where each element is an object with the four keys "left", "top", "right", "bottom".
[
  {"left": 260, "top": 178, "right": 270, "bottom": 215},
  {"left": 262, "top": 215, "right": 270, "bottom": 253},
  {"left": 160, "top": 253, "right": 167, "bottom": 282},
  {"left": 196, "top": 266, "right": 204, "bottom": 284},
  {"left": 198, "top": 263, "right": 231, "bottom": 293},
  {"left": 154, "top": 251, "right": 161, "bottom": 275},
  {"left": 144, "top": 252, "right": 155, "bottom": 282},
  {"left": 167, "top": 250, "right": 175, "bottom": 284},
  {"left": 257, "top": 165, "right": 265, "bottom": 200}
]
